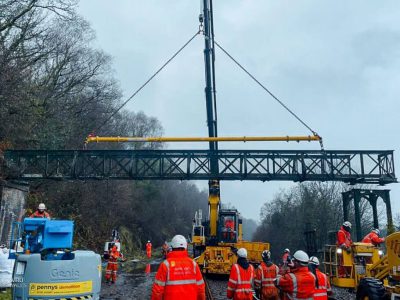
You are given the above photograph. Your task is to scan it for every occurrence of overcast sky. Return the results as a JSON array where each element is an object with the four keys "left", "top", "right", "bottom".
[{"left": 78, "top": 1, "right": 399, "bottom": 222}]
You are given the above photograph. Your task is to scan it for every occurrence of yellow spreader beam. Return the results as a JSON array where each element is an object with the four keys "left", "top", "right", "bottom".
[{"left": 85, "top": 135, "right": 322, "bottom": 144}]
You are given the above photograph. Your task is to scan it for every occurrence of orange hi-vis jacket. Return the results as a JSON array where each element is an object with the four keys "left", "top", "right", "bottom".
[
  {"left": 362, "top": 231, "right": 384, "bottom": 246},
  {"left": 227, "top": 263, "right": 255, "bottom": 300},
  {"left": 146, "top": 242, "right": 153, "bottom": 258},
  {"left": 146, "top": 242, "right": 152, "bottom": 252},
  {"left": 313, "top": 269, "right": 331, "bottom": 300},
  {"left": 336, "top": 226, "right": 352, "bottom": 247},
  {"left": 282, "top": 253, "right": 290, "bottom": 264},
  {"left": 30, "top": 210, "right": 51, "bottom": 219},
  {"left": 151, "top": 250, "right": 205, "bottom": 300},
  {"left": 110, "top": 247, "right": 123, "bottom": 260},
  {"left": 276, "top": 266, "right": 315, "bottom": 300},
  {"left": 255, "top": 262, "right": 279, "bottom": 299},
  {"left": 105, "top": 246, "right": 123, "bottom": 282},
  {"left": 225, "top": 219, "right": 234, "bottom": 230}
]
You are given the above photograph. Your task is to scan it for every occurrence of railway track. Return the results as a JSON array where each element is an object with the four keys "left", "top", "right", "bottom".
[
  {"left": 205, "top": 276, "right": 228, "bottom": 300},
  {"left": 205, "top": 276, "right": 263, "bottom": 300},
  {"left": 205, "top": 277, "right": 213, "bottom": 300}
]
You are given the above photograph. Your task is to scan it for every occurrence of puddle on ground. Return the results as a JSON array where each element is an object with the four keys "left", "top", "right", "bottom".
[{"left": 101, "top": 259, "right": 162, "bottom": 300}]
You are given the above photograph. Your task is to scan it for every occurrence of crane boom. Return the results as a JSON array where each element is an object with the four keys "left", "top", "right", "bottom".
[{"left": 202, "top": 0, "right": 220, "bottom": 240}]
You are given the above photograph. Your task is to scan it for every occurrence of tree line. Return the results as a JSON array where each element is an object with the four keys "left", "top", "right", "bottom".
[
  {"left": 0, "top": 0, "right": 208, "bottom": 255},
  {"left": 253, "top": 182, "right": 392, "bottom": 261}
]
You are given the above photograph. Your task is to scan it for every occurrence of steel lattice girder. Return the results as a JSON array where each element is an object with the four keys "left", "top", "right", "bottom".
[{"left": 3, "top": 149, "right": 397, "bottom": 184}]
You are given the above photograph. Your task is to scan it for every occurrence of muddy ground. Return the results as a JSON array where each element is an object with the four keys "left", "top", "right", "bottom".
[
  {"left": 100, "top": 259, "right": 160, "bottom": 300},
  {"left": 100, "top": 261, "right": 355, "bottom": 300}
]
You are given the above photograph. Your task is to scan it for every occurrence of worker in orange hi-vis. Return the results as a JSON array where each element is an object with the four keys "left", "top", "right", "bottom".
[
  {"left": 151, "top": 235, "right": 205, "bottom": 300},
  {"left": 255, "top": 250, "right": 279, "bottom": 300},
  {"left": 336, "top": 221, "right": 353, "bottom": 277},
  {"left": 227, "top": 248, "right": 255, "bottom": 300},
  {"left": 309, "top": 256, "right": 332, "bottom": 300},
  {"left": 224, "top": 217, "right": 235, "bottom": 240},
  {"left": 105, "top": 245, "right": 124, "bottom": 284},
  {"left": 275, "top": 250, "right": 315, "bottom": 300},
  {"left": 30, "top": 203, "right": 51, "bottom": 219},
  {"left": 279, "top": 248, "right": 292, "bottom": 274},
  {"left": 146, "top": 240, "right": 152, "bottom": 258},
  {"left": 362, "top": 228, "right": 385, "bottom": 246}
]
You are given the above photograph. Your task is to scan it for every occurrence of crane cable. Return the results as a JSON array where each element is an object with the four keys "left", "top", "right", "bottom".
[
  {"left": 90, "top": 27, "right": 324, "bottom": 150},
  {"left": 93, "top": 30, "right": 201, "bottom": 133},
  {"left": 214, "top": 40, "right": 324, "bottom": 150}
]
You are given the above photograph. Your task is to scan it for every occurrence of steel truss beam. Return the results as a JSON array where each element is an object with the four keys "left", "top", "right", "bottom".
[
  {"left": 342, "top": 189, "right": 393, "bottom": 241},
  {"left": 3, "top": 149, "right": 396, "bottom": 184}
]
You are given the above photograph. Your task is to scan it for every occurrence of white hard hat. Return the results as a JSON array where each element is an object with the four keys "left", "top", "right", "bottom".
[
  {"left": 284, "top": 248, "right": 290, "bottom": 253},
  {"left": 170, "top": 235, "right": 187, "bottom": 249},
  {"left": 309, "top": 256, "right": 320, "bottom": 266},
  {"left": 147, "top": 240, "right": 150, "bottom": 243},
  {"left": 372, "top": 228, "right": 380, "bottom": 235},
  {"left": 293, "top": 250, "right": 309, "bottom": 264},
  {"left": 343, "top": 221, "right": 352, "bottom": 228},
  {"left": 38, "top": 203, "right": 46, "bottom": 210},
  {"left": 237, "top": 248, "right": 247, "bottom": 258}
]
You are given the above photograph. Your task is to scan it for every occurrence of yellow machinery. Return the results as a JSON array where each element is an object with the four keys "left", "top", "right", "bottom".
[
  {"left": 324, "top": 232, "right": 400, "bottom": 299},
  {"left": 191, "top": 180, "right": 269, "bottom": 275}
]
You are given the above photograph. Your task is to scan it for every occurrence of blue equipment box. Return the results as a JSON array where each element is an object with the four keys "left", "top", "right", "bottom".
[{"left": 23, "top": 218, "right": 74, "bottom": 250}]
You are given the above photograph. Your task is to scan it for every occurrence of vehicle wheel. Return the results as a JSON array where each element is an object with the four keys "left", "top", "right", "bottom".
[{"left": 356, "top": 277, "right": 388, "bottom": 300}]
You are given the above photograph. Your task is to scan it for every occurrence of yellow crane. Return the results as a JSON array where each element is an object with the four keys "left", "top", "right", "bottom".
[{"left": 84, "top": 0, "right": 323, "bottom": 276}]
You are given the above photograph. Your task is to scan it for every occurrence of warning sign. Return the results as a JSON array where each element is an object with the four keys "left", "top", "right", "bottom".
[{"left": 29, "top": 281, "right": 92, "bottom": 296}]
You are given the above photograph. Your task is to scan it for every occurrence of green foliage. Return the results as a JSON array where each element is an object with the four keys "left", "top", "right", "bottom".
[
  {"left": 0, "top": 1, "right": 209, "bottom": 257},
  {"left": 0, "top": 289, "right": 11, "bottom": 300},
  {"left": 254, "top": 182, "right": 380, "bottom": 260},
  {"left": 254, "top": 182, "right": 345, "bottom": 259},
  {"left": 118, "top": 226, "right": 137, "bottom": 258},
  {"left": 28, "top": 179, "right": 208, "bottom": 255},
  {"left": 25, "top": 192, "right": 47, "bottom": 216}
]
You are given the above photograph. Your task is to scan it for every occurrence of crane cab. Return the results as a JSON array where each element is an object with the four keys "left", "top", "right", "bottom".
[{"left": 217, "top": 210, "right": 241, "bottom": 244}]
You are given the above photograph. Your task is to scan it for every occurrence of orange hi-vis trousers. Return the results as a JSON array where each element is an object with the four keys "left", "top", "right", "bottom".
[{"left": 105, "top": 260, "right": 118, "bottom": 282}]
